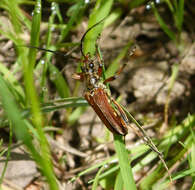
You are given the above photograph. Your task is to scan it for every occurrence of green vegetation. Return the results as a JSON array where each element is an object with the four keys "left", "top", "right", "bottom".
[{"left": 0, "top": 0, "right": 194, "bottom": 190}]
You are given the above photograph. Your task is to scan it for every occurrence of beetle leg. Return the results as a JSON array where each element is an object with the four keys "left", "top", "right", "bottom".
[
  {"left": 72, "top": 73, "right": 84, "bottom": 81},
  {"left": 103, "top": 45, "right": 136, "bottom": 84},
  {"left": 103, "top": 63, "right": 127, "bottom": 84},
  {"left": 112, "top": 99, "right": 172, "bottom": 182},
  {"left": 111, "top": 99, "right": 164, "bottom": 155}
]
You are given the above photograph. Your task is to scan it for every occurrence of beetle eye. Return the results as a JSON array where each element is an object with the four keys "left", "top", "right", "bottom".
[{"left": 89, "top": 63, "right": 94, "bottom": 68}]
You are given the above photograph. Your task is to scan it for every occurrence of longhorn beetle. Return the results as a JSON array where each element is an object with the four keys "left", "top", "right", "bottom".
[
  {"left": 72, "top": 19, "right": 172, "bottom": 182},
  {"left": 25, "top": 19, "right": 172, "bottom": 182}
]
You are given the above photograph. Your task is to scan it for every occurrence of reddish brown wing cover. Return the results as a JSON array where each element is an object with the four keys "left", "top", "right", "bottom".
[{"left": 84, "top": 88, "right": 128, "bottom": 135}]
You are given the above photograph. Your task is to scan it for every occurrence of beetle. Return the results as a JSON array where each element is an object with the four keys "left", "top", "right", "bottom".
[
  {"left": 24, "top": 18, "right": 172, "bottom": 182},
  {"left": 72, "top": 19, "right": 172, "bottom": 182},
  {"left": 72, "top": 20, "right": 129, "bottom": 135}
]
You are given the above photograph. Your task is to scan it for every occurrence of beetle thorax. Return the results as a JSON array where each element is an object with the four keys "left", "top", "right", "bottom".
[
  {"left": 85, "top": 71, "right": 100, "bottom": 90},
  {"left": 82, "top": 60, "right": 101, "bottom": 90}
]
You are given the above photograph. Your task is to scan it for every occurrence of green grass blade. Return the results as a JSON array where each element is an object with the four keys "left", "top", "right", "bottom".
[
  {"left": 114, "top": 171, "right": 124, "bottom": 190},
  {"left": 68, "top": 107, "right": 86, "bottom": 125},
  {"left": 39, "top": 2, "right": 57, "bottom": 100},
  {"left": 164, "top": 63, "right": 179, "bottom": 125},
  {"left": 89, "top": 165, "right": 120, "bottom": 184},
  {"left": 37, "top": 3, "right": 70, "bottom": 100},
  {"left": 0, "top": 62, "right": 24, "bottom": 98},
  {"left": 0, "top": 75, "right": 37, "bottom": 152},
  {"left": 20, "top": 97, "right": 88, "bottom": 118},
  {"left": 84, "top": 0, "right": 114, "bottom": 55},
  {"left": 70, "top": 155, "right": 118, "bottom": 183},
  {"left": 23, "top": 0, "right": 46, "bottom": 152},
  {"left": 41, "top": 97, "right": 87, "bottom": 113},
  {"left": 114, "top": 134, "right": 137, "bottom": 190},
  {"left": 0, "top": 75, "right": 59, "bottom": 190},
  {"left": 0, "top": 125, "right": 12, "bottom": 185},
  {"left": 191, "top": 183, "right": 195, "bottom": 190},
  {"left": 58, "top": 0, "right": 85, "bottom": 42},
  {"left": 103, "top": 8, "right": 123, "bottom": 27},
  {"left": 190, "top": 116, "right": 195, "bottom": 184},
  {"left": 55, "top": 3, "right": 63, "bottom": 24},
  {"left": 92, "top": 166, "right": 105, "bottom": 190},
  {"left": 129, "top": 0, "right": 147, "bottom": 9},
  {"left": 176, "top": 0, "right": 184, "bottom": 32},
  {"left": 165, "top": 0, "right": 174, "bottom": 13},
  {"left": 0, "top": 0, "right": 22, "bottom": 34},
  {"left": 49, "top": 62, "right": 70, "bottom": 98},
  {"left": 105, "top": 40, "right": 134, "bottom": 78},
  {"left": 151, "top": 2, "right": 177, "bottom": 43},
  {"left": 22, "top": 1, "right": 59, "bottom": 189}
]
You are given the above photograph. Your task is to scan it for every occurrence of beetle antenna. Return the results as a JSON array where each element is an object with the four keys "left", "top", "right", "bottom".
[
  {"left": 80, "top": 17, "right": 106, "bottom": 57},
  {"left": 19, "top": 45, "right": 69, "bottom": 57}
]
